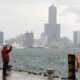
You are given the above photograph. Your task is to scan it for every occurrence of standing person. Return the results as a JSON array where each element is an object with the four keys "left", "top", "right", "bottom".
[{"left": 1, "top": 44, "right": 12, "bottom": 76}]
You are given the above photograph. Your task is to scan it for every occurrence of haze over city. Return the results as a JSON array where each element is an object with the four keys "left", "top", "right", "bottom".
[{"left": 0, "top": 0, "right": 80, "bottom": 40}]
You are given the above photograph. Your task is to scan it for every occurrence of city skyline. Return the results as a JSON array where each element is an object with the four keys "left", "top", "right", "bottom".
[{"left": 0, "top": 0, "right": 80, "bottom": 40}]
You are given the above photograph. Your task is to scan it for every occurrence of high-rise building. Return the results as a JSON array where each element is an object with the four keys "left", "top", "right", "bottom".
[
  {"left": 73, "top": 31, "right": 80, "bottom": 46},
  {"left": 79, "top": 31, "right": 80, "bottom": 45},
  {"left": 0, "top": 31, "right": 4, "bottom": 46},
  {"left": 24, "top": 31, "right": 34, "bottom": 47},
  {"left": 44, "top": 5, "right": 60, "bottom": 44}
]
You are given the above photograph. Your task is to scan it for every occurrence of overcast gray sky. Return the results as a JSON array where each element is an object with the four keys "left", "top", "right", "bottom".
[{"left": 0, "top": 0, "right": 80, "bottom": 41}]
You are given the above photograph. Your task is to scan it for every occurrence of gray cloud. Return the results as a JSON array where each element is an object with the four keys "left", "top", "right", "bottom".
[
  {"left": 60, "top": 7, "right": 80, "bottom": 22},
  {"left": 0, "top": 0, "right": 80, "bottom": 6},
  {"left": 55, "top": 0, "right": 80, "bottom": 6}
]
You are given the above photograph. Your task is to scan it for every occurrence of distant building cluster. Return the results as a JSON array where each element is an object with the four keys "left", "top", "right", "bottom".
[
  {"left": 24, "top": 31, "right": 34, "bottom": 47},
  {"left": 5, "top": 31, "right": 34, "bottom": 48},
  {"left": 4, "top": 5, "right": 80, "bottom": 48},
  {"left": 4, "top": 5, "right": 74, "bottom": 48}
]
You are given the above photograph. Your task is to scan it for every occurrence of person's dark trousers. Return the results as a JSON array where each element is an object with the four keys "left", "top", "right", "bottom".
[{"left": 3, "top": 60, "right": 8, "bottom": 75}]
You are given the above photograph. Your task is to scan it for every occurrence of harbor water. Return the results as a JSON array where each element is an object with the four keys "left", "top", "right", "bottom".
[{"left": 0, "top": 47, "right": 80, "bottom": 78}]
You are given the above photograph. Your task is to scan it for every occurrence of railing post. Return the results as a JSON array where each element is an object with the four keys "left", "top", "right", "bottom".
[
  {"left": 47, "top": 70, "right": 53, "bottom": 80},
  {"left": 68, "top": 54, "right": 76, "bottom": 80}
]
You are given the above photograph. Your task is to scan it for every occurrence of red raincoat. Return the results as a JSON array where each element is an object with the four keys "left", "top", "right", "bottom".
[{"left": 1, "top": 48, "right": 10, "bottom": 62}]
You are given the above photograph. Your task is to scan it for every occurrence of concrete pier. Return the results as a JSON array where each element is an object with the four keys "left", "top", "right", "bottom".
[{"left": 0, "top": 70, "right": 46, "bottom": 80}]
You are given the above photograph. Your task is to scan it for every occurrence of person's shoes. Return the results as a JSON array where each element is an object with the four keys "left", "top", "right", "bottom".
[
  {"left": 3, "top": 73, "right": 9, "bottom": 76},
  {"left": 6, "top": 74, "right": 9, "bottom": 76},
  {"left": 7, "top": 65, "right": 12, "bottom": 71}
]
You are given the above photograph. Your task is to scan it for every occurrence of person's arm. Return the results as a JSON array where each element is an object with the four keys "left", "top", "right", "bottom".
[
  {"left": 5, "top": 45, "right": 12, "bottom": 53},
  {"left": 9, "top": 45, "right": 12, "bottom": 52}
]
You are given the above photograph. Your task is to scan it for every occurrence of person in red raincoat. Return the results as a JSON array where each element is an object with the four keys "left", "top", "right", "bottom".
[{"left": 1, "top": 44, "right": 12, "bottom": 76}]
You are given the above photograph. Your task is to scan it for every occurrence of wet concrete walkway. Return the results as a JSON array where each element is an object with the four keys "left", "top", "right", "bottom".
[{"left": 0, "top": 70, "right": 46, "bottom": 80}]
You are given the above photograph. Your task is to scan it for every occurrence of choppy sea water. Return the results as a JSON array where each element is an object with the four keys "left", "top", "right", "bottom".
[{"left": 0, "top": 47, "right": 80, "bottom": 77}]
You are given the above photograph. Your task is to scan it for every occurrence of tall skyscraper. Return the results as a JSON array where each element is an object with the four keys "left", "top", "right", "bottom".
[
  {"left": 0, "top": 31, "right": 4, "bottom": 46},
  {"left": 49, "top": 5, "right": 56, "bottom": 24},
  {"left": 44, "top": 5, "right": 60, "bottom": 44}
]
